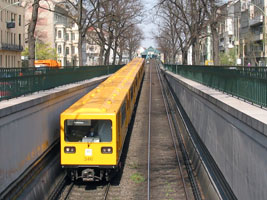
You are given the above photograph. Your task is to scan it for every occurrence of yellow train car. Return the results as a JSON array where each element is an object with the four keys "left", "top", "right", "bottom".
[{"left": 60, "top": 58, "right": 145, "bottom": 181}]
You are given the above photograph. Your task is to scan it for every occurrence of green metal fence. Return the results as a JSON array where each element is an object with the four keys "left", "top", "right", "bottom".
[
  {"left": 0, "top": 65, "right": 123, "bottom": 101},
  {"left": 163, "top": 64, "right": 267, "bottom": 108}
]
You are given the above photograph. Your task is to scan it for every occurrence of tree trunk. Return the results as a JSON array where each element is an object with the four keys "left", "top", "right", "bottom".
[
  {"left": 104, "top": 42, "right": 111, "bottom": 65},
  {"left": 28, "top": 0, "right": 40, "bottom": 67},
  {"left": 129, "top": 49, "right": 133, "bottom": 61},
  {"left": 104, "top": 32, "right": 113, "bottom": 65},
  {"left": 172, "top": 50, "right": 176, "bottom": 64},
  {"left": 77, "top": 0, "right": 83, "bottom": 66},
  {"left": 118, "top": 53, "right": 123, "bottom": 64},
  {"left": 182, "top": 49, "right": 188, "bottom": 65},
  {"left": 78, "top": 31, "right": 83, "bottom": 66},
  {"left": 112, "top": 40, "right": 118, "bottom": 65},
  {"left": 99, "top": 45, "right": 104, "bottom": 65},
  {"left": 211, "top": 24, "right": 220, "bottom": 65}
]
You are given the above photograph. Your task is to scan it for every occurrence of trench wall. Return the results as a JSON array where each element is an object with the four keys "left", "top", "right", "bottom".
[
  {"left": 164, "top": 70, "right": 267, "bottom": 200},
  {"left": 0, "top": 76, "right": 106, "bottom": 194}
]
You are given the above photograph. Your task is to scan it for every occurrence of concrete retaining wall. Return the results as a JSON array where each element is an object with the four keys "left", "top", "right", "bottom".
[
  {"left": 0, "top": 76, "right": 106, "bottom": 194},
  {"left": 164, "top": 70, "right": 267, "bottom": 200}
]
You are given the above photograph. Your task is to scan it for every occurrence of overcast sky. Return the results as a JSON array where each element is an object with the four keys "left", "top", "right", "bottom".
[{"left": 139, "top": 0, "right": 158, "bottom": 48}]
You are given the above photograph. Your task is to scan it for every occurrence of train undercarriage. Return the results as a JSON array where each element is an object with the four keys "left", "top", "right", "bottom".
[{"left": 66, "top": 165, "right": 120, "bottom": 182}]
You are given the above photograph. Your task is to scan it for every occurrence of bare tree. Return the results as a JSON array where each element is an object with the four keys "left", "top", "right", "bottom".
[
  {"left": 156, "top": 0, "right": 192, "bottom": 64},
  {"left": 158, "top": 0, "right": 206, "bottom": 64},
  {"left": 93, "top": 0, "right": 143, "bottom": 65},
  {"left": 125, "top": 25, "right": 143, "bottom": 61}
]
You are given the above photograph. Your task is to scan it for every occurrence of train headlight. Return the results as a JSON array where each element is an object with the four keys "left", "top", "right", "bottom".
[
  {"left": 101, "top": 147, "right": 113, "bottom": 154},
  {"left": 64, "top": 146, "right": 76, "bottom": 153}
]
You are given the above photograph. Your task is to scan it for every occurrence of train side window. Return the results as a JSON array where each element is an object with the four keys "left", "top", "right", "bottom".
[{"left": 121, "top": 101, "right": 126, "bottom": 127}]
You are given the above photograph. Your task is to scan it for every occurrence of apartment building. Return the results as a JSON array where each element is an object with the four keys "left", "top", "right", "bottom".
[
  {"left": 218, "top": 2, "right": 235, "bottom": 54},
  {"left": 83, "top": 27, "right": 101, "bottom": 66},
  {"left": 247, "top": 0, "right": 266, "bottom": 66},
  {"left": 0, "top": 0, "right": 24, "bottom": 68},
  {"left": 24, "top": 0, "right": 79, "bottom": 67}
]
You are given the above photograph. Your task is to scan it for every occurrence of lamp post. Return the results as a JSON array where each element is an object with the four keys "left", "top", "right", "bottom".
[{"left": 0, "top": 1, "right": 20, "bottom": 13}]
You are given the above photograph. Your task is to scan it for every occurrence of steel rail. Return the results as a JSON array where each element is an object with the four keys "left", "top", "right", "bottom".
[
  {"left": 147, "top": 62, "right": 152, "bottom": 200},
  {"left": 157, "top": 62, "right": 202, "bottom": 200},
  {"left": 48, "top": 173, "right": 68, "bottom": 200},
  {"left": 63, "top": 182, "right": 74, "bottom": 200},
  {"left": 155, "top": 62, "right": 190, "bottom": 200},
  {"left": 103, "top": 182, "right": 111, "bottom": 200}
]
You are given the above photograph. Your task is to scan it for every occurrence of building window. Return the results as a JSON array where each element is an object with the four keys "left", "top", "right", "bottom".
[
  {"left": 58, "top": 30, "right": 62, "bottom": 39},
  {"left": 71, "top": 33, "right": 75, "bottom": 40},
  {"left": 0, "top": 55, "right": 2, "bottom": 67},
  {"left": 66, "top": 47, "right": 69, "bottom": 55},
  {"left": 19, "top": 34, "right": 21, "bottom": 47},
  {"left": 58, "top": 45, "right": 62, "bottom": 54},
  {"left": 19, "top": 15, "right": 21, "bottom": 26},
  {"left": 66, "top": 33, "right": 69, "bottom": 41}
]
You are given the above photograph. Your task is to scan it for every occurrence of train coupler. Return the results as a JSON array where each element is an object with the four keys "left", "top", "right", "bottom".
[{"left": 82, "top": 168, "right": 95, "bottom": 181}]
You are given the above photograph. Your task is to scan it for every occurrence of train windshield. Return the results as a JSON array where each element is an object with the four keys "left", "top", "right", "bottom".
[{"left": 64, "top": 120, "right": 112, "bottom": 143}]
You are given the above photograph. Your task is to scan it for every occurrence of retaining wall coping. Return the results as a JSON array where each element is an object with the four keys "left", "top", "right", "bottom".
[{"left": 164, "top": 70, "right": 267, "bottom": 137}]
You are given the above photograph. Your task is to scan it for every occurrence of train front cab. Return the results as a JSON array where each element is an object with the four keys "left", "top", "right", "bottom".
[{"left": 60, "top": 114, "right": 119, "bottom": 181}]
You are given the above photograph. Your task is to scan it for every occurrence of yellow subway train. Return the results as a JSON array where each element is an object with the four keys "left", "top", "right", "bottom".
[{"left": 60, "top": 58, "right": 145, "bottom": 181}]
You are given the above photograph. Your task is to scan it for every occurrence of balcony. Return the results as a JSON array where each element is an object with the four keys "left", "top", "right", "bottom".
[
  {"left": 249, "top": 15, "right": 263, "bottom": 27},
  {"left": 0, "top": 43, "right": 23, "bottom": 51},
  {"left": 252, "top": 33, "right": 263, "bottom": 42}
]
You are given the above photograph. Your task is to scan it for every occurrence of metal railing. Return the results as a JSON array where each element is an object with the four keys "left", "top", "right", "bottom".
[
  {"left": 0, "top": 65, "right": 123, "bottom": 101},
  {"left": 163, "top": 64, "right": 267, "bottom": 108}
]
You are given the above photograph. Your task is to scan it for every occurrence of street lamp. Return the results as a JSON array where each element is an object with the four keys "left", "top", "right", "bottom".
[{"left": 0, "top": 1, "right": 20, "bottom": 13}]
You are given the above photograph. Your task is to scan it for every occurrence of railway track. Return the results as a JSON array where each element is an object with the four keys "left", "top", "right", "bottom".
[
  {"left": 146, "top": 60, "right": 197, "bottom": 199},
  {"left": 155, "top": 61, "right": 202, "bottom": 200},
  {"left": 52, "top": 179, "right": 111, "bottom": 200}
]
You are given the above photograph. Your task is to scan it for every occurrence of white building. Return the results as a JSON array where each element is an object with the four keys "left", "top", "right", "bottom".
[{"left": 24, "top": 0, "right": 79, "bottom": 67}]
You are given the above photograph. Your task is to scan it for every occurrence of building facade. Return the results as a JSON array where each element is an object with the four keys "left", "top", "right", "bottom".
[
  {"left": 0, "top": 0, "right": 24, "bottom": 68},
  {"left": 24, "top": 0, "right": 79, "bottom": 67},
  {"left": 241, "top": 0, "right": 267, "bottom": 66}
]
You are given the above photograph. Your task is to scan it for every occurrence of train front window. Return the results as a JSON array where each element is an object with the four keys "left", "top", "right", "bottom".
[{"left": 65, "top": 120, "right": 112, "bottom": 143}]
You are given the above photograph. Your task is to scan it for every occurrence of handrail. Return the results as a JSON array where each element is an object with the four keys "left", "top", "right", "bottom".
[
  {"left": 163, "top": 64, "right": 267, "bottom": 108},
  {"left": 0, "top": 65, "right": 123, "bottom": 101}
]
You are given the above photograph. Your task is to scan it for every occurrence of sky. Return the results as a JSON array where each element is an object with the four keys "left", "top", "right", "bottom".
[{"left": 139, "top": 0, "right": 158, "bottom": 49}]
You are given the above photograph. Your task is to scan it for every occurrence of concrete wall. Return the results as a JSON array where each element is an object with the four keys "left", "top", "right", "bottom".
[
  {"left": 164, "top": 70, "right": 267, "bottom": 200},
  {"left": 0, "top": 76, "right": 106, "bottom": 194}
]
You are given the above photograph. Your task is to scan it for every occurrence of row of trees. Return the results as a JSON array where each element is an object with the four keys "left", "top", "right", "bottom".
[
  {"left": 27, "top": 0, "right": 143, "bottom": 67},
  {"left": 155, "top": 0, "right": 227, "bottom": 65}
]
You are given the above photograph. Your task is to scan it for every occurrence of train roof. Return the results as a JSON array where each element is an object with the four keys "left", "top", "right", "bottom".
[{"left": 61, "top": 58, "right": 144, "bottom": 117}]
